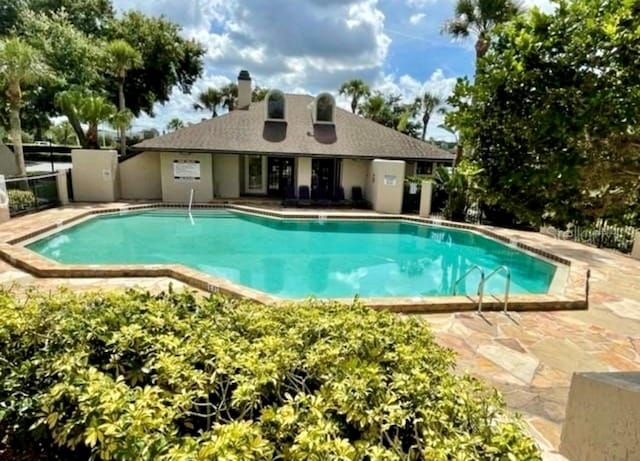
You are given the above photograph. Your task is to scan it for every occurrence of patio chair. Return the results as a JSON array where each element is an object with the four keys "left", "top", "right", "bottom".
[
  {"left": 351, "top": 186, "right": 369, "bottom": 208},
  {"left": 333, "top": 186, "right": 350, "bottom": 207},
  {"left": 282, "top": 185, "right": 296, "bottom": 207},
  {"left": 298, "top": 185, "right": 311, "bottom": 207}
]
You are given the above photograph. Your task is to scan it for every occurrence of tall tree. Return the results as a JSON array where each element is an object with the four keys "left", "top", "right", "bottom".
[
  {"left": 166, "top": 118, "right": 184, "bottom": 132},
  {"left": 339, "top": 79, "right": 370, "bottom": 113},
  {"left": 193, "top": 88, "right": 222, "bottom": 118},
  {"left": 443, "top": 0, "right": 521, "bottom": 61},
  {"left": 447, "top": 0, "right": 640, "bottom": 227},
  {"left": 54, "top": 89, "right": 88, "bottom": 147},
  {"left": 105, "top": 39, "right": 141, "bottom": 156},
  {"left": 76, "top": 95, "right": 116, "bottom": 149},
  {"left": 0, "top": 37, "right": 48, "bottom": 176},
  {"left": 47, "top": 121, "right": 78, "bottom": 145},
  {"left": 418, "top": 92, "right": 441, "bottom": 140}
]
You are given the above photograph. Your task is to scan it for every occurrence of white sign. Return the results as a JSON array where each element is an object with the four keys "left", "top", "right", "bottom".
[
  {"left": 409, "top": 182, "right": 418, "bottom": 194},
  {"left": 383, "top": 174, "right": 397, "bottom": 186},
  {"left": 173, "top": 160, "right": 201, "bottom": 180},
  {"left": 0, "top": 175, "right": 7, "bottom": 208}
]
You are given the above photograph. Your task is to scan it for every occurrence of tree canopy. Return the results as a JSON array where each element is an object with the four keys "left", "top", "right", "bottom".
[{"left": 447, "top": 0, "right": 640, "bottom": 227}]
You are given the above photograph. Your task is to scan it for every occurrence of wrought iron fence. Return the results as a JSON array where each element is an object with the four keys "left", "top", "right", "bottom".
[
  {"left": 548, "top": 220, "right": 638, "bottom": 253},
  {"left": 5, "top": 173, "right": 60, "bottom": 216}
]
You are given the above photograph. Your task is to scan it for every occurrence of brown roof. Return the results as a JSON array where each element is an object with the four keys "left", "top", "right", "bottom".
[{"left": 134, "top": 94, "right": 455, "bottom": 161}]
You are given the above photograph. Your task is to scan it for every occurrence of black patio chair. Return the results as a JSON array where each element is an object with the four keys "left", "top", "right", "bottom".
[
  {"left": 298, "top": 185, "right": 311, "bottom": 207},
  {"left": 351, "top": 186, "right": 369, "bottom": 208}
]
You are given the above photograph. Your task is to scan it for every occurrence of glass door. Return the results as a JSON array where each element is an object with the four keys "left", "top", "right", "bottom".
[{"left": 267, "top": 157, "right": 294, "bottom": 197}]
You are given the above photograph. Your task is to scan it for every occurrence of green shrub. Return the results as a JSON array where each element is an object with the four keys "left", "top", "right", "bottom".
[
  {"left": 0, "top": 288, "right": 541, "bottom": 460},
  {"left": 8, "top": 189, "right": 36, "bottom": 213}
]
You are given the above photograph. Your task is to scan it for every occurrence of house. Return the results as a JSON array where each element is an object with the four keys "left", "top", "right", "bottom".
[
  {"left": 125, "top": 70, "right": 455, "bottom": 206},
  {"left": 0, "top": 142, "right": 18, "bottom": 177}
]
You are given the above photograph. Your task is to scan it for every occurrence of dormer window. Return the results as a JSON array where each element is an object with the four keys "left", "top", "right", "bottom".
[
  {"left": 315, "top": 93, "right": 335, "bottom": 124},
  {"left": 266, "top": 90, "right": 286, "bottom": 120}
]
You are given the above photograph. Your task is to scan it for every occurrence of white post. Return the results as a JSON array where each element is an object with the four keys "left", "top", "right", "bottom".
[
  {"left": 632, "top": 231, "right": 640, "bottom": 260},
  {"left": 56, "top": 170, "right": 69, "bottom": 205},
  {"left": 0, "top": 174, "right": 9, "bottom": 223},
  {"left": 419, "top": 180, "right": 433, "bottom": 217}
]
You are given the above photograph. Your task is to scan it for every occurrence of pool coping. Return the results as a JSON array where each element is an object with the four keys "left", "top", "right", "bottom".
[{"left": 0, "top": 203, "right": 589, "bottom": 313}]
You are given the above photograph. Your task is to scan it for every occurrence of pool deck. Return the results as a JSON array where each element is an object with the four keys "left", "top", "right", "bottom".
[{"left": 1, "top": 203, "right": 639, "bottom": 460}]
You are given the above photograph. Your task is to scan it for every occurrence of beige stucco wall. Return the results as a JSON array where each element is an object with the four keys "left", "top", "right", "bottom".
[
  {"left": 367, "top": 159, "right": 406, "bottom": 214},
  {"left": 71, "top": 149, "right": 119, "bottom": 202},
  {"left": 119, "top": 151, "right": 162, "bottom": 200},
  {"left": 213, "top": 154, "right": 240, "bottom": 198},
  {"left": 160, "top": 152, "right": 213, "bottom": 203},
  {"left": 341, "top": 158, "right": 369, "bottom": 199},
  {"left": 296, "top": 157, "right": 312, "bottom": 196},
  {"left": 560, "top": 372, "right": 640, "bottom": 461},
  {"left": 0, "top": 142, "right": 18, "bottom": 177}
]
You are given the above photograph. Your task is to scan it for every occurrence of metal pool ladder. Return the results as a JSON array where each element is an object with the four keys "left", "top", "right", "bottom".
[{"left": 452, "top": 265, "right": 511, "bottom": 314}]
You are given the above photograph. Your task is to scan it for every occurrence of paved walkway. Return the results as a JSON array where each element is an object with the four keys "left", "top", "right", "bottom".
[{"left": 1, "top": 205, "right": 639, "bottom": 460}]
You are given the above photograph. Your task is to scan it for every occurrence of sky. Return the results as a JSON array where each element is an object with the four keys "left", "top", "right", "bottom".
[{"left": 111, "top": 0, "right": 555, "bottom": 141}]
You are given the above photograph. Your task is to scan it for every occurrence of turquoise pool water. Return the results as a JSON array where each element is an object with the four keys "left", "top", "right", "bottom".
[{"left": 28, "top": 210, "right": 556, "bottom": 298}]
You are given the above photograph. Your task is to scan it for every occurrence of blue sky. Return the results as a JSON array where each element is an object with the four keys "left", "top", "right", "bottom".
[{"left": 111, "top": 0, "right": 553, "bottom": 140}]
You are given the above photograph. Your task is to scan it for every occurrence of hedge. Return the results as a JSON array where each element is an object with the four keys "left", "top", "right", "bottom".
[
  {"left": 0, "top": 288, "right": 541, "bottom": 460},
  {"left": 8, "top": 189, "right": 37, "bottom": 214}
]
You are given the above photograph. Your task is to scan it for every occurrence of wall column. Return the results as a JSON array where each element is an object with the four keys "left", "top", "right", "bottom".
[
  {"left": 632, "top": 231, "right": 640, "bottom": 260},
  {"left": 419, "top": 180, "right": 433, "bottom": 217},
  {"left": 56, "top": 170, "right": 69, "bottom": 205},
  {"left": 296, "top": 157, "right": 312, "bottom": 197},
  {"left": 0, "top": 175, "right": 9, "bottom": 223}
]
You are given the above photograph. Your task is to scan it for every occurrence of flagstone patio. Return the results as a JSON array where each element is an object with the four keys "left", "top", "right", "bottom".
[{"left": 1, "top": 205, "right": 639, "bottom": 460}]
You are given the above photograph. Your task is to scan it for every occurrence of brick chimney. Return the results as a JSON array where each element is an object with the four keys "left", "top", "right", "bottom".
[{"left": 237, "top": 70, "right": 252, "bottom": 109}]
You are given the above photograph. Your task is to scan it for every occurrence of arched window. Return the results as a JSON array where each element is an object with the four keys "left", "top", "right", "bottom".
[
  {"left": 315, "top": 93, "right": 335, "bottom": 123},
  {"left": 266, "top": 90, "right": 286, "bottom": 120}
]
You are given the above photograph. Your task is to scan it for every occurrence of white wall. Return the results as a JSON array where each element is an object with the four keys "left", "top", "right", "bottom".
[
  {"left": 119, "top": 151, "right": 162, "bottom": 200},
  {"left": 213, "top": 154, "right": 240, "bottom": 198},
  {"left": 71, "top": 149, "right": 119, "bottom": 202},
  {"left": 341, "top": 159, "right": 369, "bottom": 199},
  {"left": 0, "top": 142, "right": 18, "bottom": 177},
  {"left": 367, "top": 159, "right": 406, "bottom": 214},
  {"left": 160, "top": 152, "right": 213, "bottom": 203}
]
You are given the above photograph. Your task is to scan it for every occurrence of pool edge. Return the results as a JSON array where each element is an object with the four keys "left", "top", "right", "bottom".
[{"left": 0, "top": 203, "right": 589, "bottom": 313}]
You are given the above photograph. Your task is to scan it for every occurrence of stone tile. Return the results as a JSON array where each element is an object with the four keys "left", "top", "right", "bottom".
[
  {"left": 529, "top": 338, "right": 610, "bottom": 374},
  {"left": 478, "top": 343, "right": 540, "bottom": 385}
]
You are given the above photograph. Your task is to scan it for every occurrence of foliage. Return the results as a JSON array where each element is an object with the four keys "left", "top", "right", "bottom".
[
  {"left": 339, "top": 79, "right": 371, "bottom": 114},
  {"left": 359, "top": 92, "right": 422, "bottom": 138},
  {"left": 252, "top": 86, "right": 269, "bottom": 102},
  {"left": 47, "top": 121, "right": 78, "bottom": 145},
  {"left": 434, "top": 160, "right": 483, "bottom": 221},
  {"left": 166, "top": 118, "right": 184, "bottom": 132},
  {"left": 0, "top": 288, "right": 541, "bottom": 460},
  {"left": 447, "top": 0, "right": 640, "bottom": 227},
  {"left": 55, "top": 90, "right": 118, "bottom": 149},
  {"left": 416, "top": 92, "right": 441, "bottom": 141},
  {"left": 7, "top": 189, "right": 36, "bottom": 213},
  {"left": 193, "top": 88, "right": 222, "bottom": 118},
  {"left": 443, "top": 0, "right": 522, "bottom": 60}
]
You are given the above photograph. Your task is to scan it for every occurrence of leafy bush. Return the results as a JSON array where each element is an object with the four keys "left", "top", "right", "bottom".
[
  {"left": 8, "top": 189, "right": 36, "bottom": 213},
  {"left": 0, "top": 288, "right": 541, "bottom": 460}
]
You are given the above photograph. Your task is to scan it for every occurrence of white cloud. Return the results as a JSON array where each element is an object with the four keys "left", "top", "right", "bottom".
[
  {"left": 521, "top": 0, "right": 556, "bottom": 13},
  {"left": 409, "top": 13, "right": 426, "bottom": 25}
]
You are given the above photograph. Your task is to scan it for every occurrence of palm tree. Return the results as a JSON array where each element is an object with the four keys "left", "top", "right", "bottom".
[
  {"left": 220, "top": 83, "right": 238, "bottom": 111},
  {"left": 105, "top": 39, "right": 142, "bottom": 156},
  {"left": 55, "top": 89, "right": 89, "bottom": 147},
  {"left": 339, "top": 79, "right": 370, "bottom": 113},
  {"left": 109, "top": 109, "right": 134, "bottom": 152},
  {"left": 77, "top": 95, "right": 117, "bottom": 148},
  {"left": 252, "top": 86, "right": 269, "bottom": 102},
  {"left": 167, "top": 118, "right": 184, "bottom": 132},
  {"left": 193, "top": 88, "right": 222, "bottom": 117},
  {"left": 418, "top": 92, "right": 441, "bottom": 141},
  {"left": 443, "top": 0, "right": 522, "bottom": 61},
  {"left": 0, "top": 37, "right": 49, "bottom": 176}
]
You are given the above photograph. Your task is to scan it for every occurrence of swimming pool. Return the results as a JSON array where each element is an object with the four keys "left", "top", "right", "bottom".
[{"left": 27, "top": 209, "right": 557, "bottom": 299}]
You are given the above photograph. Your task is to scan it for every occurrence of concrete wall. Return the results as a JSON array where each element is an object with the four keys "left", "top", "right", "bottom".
[
  {"left": 0, "top": 142, "right": 18, "bottom": 177},
  {"left": 560, "top": 372, "right": 640, "bottom": 461},
  {"left": 71, "top": 149, "right": 118, "bottom": 202},
  {"left": 160, "top": 152, "right": 213, "bottom": 203},
  {"left": 340, "top": 159, "right": 369, "bottom": 199},
  {"left": 367, "top": 159, "right": 405, "bottom": 214},
  {"left": 119, "top": 151, "right": 162, "bottom": 200},
  {"left": 213, "top": 154, "right": 240, "bottom": 198},
  {"left": 296, "top": 157, "right": 312, "bottom": 196}
]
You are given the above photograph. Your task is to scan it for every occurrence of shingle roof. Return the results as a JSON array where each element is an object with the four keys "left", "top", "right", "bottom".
[{"left": 133, "top": 94, "right": 455, "bottom": 161}]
